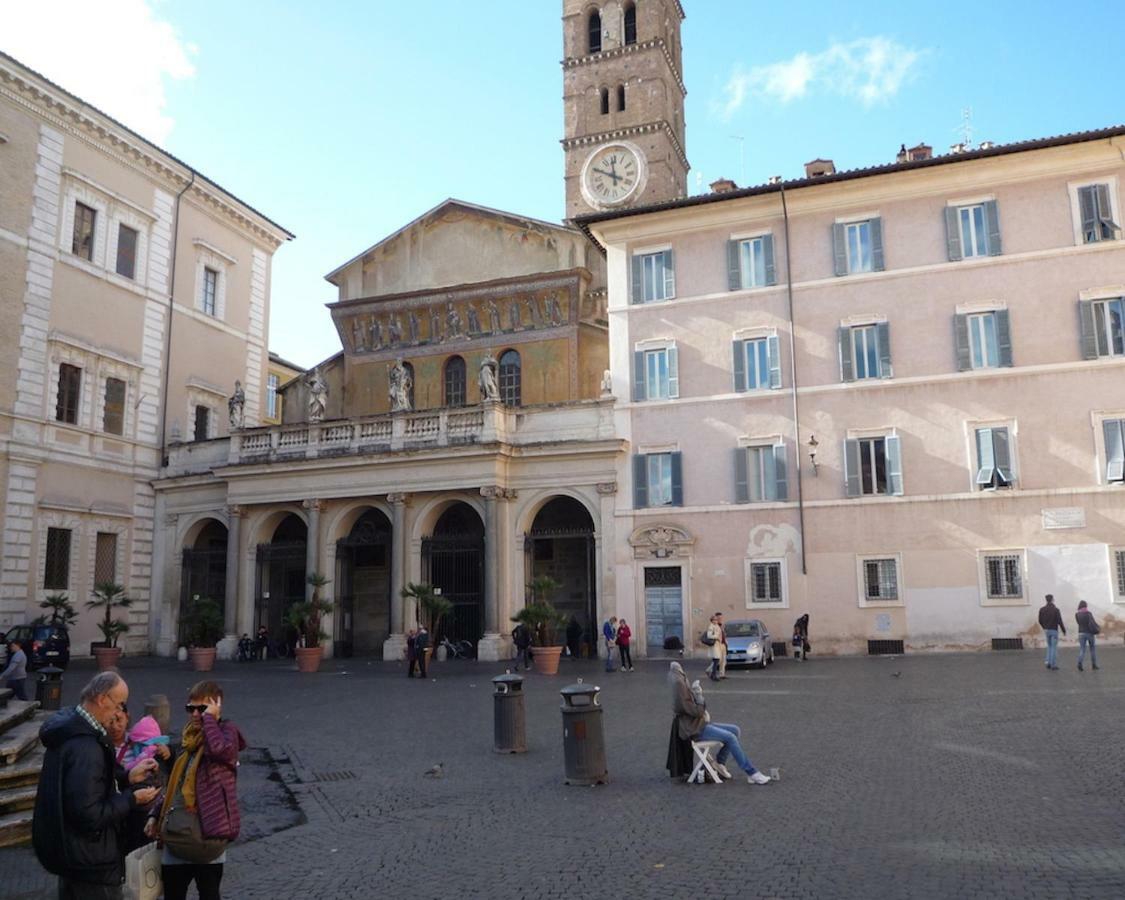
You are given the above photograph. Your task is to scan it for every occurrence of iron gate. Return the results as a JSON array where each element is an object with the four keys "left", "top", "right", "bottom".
[
  {"left": 255, "top": 541, "right": 307, "bottom": 646},
  {"left": 422, "top": 534, "right": 484, "bottom": 645},
  {"left": 334, "top": 516, "right": 392, "bottom": 658},
  {"left": 179, "top": 547, "right": 226, "bottom": 646},
  {"left": 525, "top": 528, "right": 596, "bottom": 654}
]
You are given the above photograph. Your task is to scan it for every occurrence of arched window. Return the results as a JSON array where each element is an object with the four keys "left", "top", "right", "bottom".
[
  {"left": 403, "top": 362, "right": 415, "bottom": 409},
  {"left": 588, "top": 10, "right": 602, "bottom": 53},
  {"left": 444, "top": 356, "right": 466, "bottom": 407},
  {"left": 600, "top": 87, "right": 610, "bottom": 115},
  {"left": 624, "top": 3, "right": 637, "bottom": 45},
  {"left": 499, "top": 350, "right": 521, "bottom": 407},
  {"left": 617, "top": 84, "right": 626, "bottom": 111}
]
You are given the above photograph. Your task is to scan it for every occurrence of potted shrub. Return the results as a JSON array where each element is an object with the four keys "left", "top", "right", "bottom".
[
  {"left": 512, "top": 576, "right": 567, "bottom": 675},
  {"left": 400, "top": 582, "right": 452, "bottom": 664},
  {"left": 181, "top": 595, "right": 225, "bottom": 671},
  {"left": 284, "top": 573, "right": 333, "bottom": 673},
  {"left": 39, "top": 592, "right": 78, "bottom": 627},
  {"left": 86, "top": 582, "right": 131, "bottom": 670}
]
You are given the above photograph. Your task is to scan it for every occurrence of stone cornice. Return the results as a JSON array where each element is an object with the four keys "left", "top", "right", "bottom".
[
  {"left": 562, "top": 120, "right": 688, "bottom": 171},
  {"left": 0, "top": 62, "right": 292, "bottom": 250},
  {"left": 562, "top": 38, "right": 686, "bottom": 97}
]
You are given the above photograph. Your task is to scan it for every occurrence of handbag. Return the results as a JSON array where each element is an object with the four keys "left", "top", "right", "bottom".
[
  {"left": 125, "top": 841, "right": 162, "bottom": 900},
  {"left": 700, "top": 631, "right": 715, "bottom": 646},
  {"left": 160, "top": 764, "right": 227, "bottom": 864}
]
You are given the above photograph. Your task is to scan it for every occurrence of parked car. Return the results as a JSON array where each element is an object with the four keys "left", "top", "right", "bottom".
[
  {"left": 1, "top": 623, "right": 71, "bottom": 670},
  {"left": 724, "top": 619, "right": 773, "bottom": 669}
]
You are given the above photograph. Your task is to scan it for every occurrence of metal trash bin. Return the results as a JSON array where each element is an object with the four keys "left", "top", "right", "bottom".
[
  {"left": 36, "top": 666, "right": 63, "bottom": 711},
  {"left": 492, "top": 673, "right": 526, "bottom": 754},
  {"left": 560, "top": 680, "right": 608, "bottom": 785}
]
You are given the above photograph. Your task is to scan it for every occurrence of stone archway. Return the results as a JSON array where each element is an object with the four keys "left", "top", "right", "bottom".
[
  {"left": 255, "top": 513, "right": 307, "bottom": 649},
  {"left": 422, "top": 502, "right": 485, "bottom": 645},
  {"left": 526, "top": 496, "right": 597, "bottom": 658},
  {"left": 179, "top": 519, "right": 227, "bottom": 646},
  {"left": 334, "top": 508, "right": 393, "bottom": 657}
]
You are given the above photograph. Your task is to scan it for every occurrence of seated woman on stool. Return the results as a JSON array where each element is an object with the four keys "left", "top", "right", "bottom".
[{"left": 669, "top": 661, "right": 772, "bottom": 785}]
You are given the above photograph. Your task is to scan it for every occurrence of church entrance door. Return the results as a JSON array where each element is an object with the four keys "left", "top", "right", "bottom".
[
  {"left": 335, "top": 509, "right": 392, "bottom": 658},
  {"left": 422, "top": 503, "right": 484, "bottom": 647},
  {"left": 525, "top": 497, "right": 596, "bottom": 658}
]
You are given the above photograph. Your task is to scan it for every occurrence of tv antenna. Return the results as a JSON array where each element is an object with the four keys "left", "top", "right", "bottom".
[{"left": 954, "top": 107, "right": 974, "bottom": 149}]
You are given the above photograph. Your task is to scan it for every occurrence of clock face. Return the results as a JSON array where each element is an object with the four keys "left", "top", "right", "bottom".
[{"left": 582, "top": 144, "right": 644, "bottom": 207}]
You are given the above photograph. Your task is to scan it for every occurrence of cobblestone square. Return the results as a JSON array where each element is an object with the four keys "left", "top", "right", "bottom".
[{"left": 3, "top": 647, "right": 1124, "bottom": 899}]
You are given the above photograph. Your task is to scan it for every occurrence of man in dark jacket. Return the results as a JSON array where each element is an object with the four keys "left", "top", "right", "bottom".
[
  {"left": 1038, "top": 594, "right": 1066, "bottom": 671},
  {"left": 413, "top": 625, "right": 430, "bottom": 678},
  {"left": 33, "top": 671, "right": 159, "bottom": 898}
]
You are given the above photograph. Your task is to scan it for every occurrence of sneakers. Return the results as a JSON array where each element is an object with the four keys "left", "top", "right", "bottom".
[
  {"left": 747, "top": 770, "right": 772, "bottom": 785},
  {"left": 629, "top": 667, "right": 635, "bottom": 672},
  {"left": 620, "top": 666, "right": 627, "bottom": 672},
  {"left": 1078, "top": 662, "right": 1084, "bottom": 672},
  {"left": 715, "top": 763, "right": 733, "bottom": 780}
]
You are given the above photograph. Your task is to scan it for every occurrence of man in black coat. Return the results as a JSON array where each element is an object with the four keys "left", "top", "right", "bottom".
[{"left": 33, "top": 670, "right": 160, "bottom": 899}]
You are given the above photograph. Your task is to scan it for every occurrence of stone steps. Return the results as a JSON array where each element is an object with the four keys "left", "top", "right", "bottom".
[
  {"left": 0, "top": 784, "right": 36, "bottom": 815},
  {"left": 0, "top": 744, "right": 44, "bottom": 790},
  {"left": 0, "top": 704, "right": 42, "bottom": 765},
  {"left": 0, "top": 808, "right": 33, "bottom": 848}
]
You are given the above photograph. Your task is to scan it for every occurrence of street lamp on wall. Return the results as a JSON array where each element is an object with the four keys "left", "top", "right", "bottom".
[{"left": 807, "top": 434, "right": 819, "bottom": 476}]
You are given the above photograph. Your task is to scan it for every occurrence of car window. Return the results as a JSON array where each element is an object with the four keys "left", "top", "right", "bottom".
[{"left": 726, "top": 622, "right": 761, "bottom": 637}]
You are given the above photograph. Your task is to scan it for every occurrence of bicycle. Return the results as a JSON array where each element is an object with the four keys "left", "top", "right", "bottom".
[{"left": 439, "top": 637, "right": 474, "bottom": 660}]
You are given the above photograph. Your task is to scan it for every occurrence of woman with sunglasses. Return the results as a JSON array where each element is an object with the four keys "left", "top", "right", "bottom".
[{"left": 146, "top": 680, "right": 246, "bottom": 900}]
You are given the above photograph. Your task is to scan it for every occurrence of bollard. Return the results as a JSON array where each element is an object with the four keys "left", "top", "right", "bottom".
[
  {"left": 492, "top": 673, "right": 526, "bottom": 753},
  {"left": 144, "top": 694, "right": 171, "bottom": 735},
  {"left": 560, "top": 680, "right": 608, "bottom": 785},
  {"left": 36, "top": 666, "right": 63, "bottom": 711}
]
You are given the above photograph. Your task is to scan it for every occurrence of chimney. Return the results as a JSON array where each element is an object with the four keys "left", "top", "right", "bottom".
[
  {"left": 907, "top": 143, "right": 932, "bottom": 161},
  {"left": 949, "top": 142, "right": 967, "bottom": 154},
  {"left": 979, "top": 140, "right": 994, "bottom": 150},
  {"left": 709, "top": 177, "right": 738, "bottom": 194},
  {"left": 804, "top": 158, "right": 836, "bottom": 178},
  {"left": 767, "top": 175, "right": 782, "bottom": 185},
  {"left": 896, "top": 144, "right": 908, "bottom": 164}
]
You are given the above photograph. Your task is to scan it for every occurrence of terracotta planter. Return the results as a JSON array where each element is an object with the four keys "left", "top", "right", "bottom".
[
  {"left": 531, "top": 645, "right": 564, "bottom": 675},
  {"left": 188, "top": 647, "right": 217, "bottom": 672},
  {"left": 295, "top": 645, "right": 324, "bottom": 673},
  {"left": 93, "top": 646, "right": 122, "bottom": 671}
]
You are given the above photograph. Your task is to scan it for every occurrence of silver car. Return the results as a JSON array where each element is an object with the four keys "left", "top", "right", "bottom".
[{"left": 724, "top": 619, "right": 774, "bottom": 669}]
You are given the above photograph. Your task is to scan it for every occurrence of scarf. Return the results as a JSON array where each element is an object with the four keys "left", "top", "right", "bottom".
[{"left": 158, "top": 720, "right": 204, "bottom": 832}]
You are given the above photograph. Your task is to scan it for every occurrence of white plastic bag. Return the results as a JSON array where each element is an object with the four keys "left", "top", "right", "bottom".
[{"left": 124, "top": 841, "right": 162, "bottom": 900}]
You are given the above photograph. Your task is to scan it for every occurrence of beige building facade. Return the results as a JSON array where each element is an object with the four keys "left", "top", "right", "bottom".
[{"left": 0, "top": 52, "right": 291, "bottom": 654}]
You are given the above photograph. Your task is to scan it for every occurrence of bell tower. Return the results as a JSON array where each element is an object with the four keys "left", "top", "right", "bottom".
[{"left": 561, "top": 0, "right": 689, "bottom": 220}]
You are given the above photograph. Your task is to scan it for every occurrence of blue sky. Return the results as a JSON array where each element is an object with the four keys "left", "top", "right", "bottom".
[{"left": 5, "top": 0, "right": 1124, "bottom": 367}]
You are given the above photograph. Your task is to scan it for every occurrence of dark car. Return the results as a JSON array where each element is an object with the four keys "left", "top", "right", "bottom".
[{"left": 1, "top": 623, "right": 71, "bottom": 670}]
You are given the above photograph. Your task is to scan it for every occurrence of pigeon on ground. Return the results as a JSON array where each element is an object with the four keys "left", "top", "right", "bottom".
[
  {"left": 891, "top": 671, "right": 902, "bottom": 678},
  {"left": 423, "top": 763, "right": 444, "bottom": 778}
]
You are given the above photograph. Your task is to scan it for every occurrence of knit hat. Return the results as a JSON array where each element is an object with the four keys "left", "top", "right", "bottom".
[{"left": 127, "top": 714, "right": 163, "bottom": 743}]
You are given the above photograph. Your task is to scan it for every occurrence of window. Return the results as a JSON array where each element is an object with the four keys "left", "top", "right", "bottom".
[
  {"left": 72, "top": 202, "right": 96, "bottom": 260},
  {"left": 839, "top": 323, "right": 891, "bottom": 381},
  {"left": 444, "top": 356, "right": 466, "bottom": 407},
  {"left": 632, "top": 345, "right": 678, "bottom": 401},
  {"left": 202, "top": 267, "right": 218, "bottom": 317},
  {"left": 735, "top": 444, "right": 788, "bottom": 503},
  {"left": 103, "top": 377, "right": 126, "bottom": 435},
  {"left": 727, "top": 235, "right": 776, "bottom": 290},
  {"left": 266, "top": 374, "right": 280, "bottom": 419},
  {"left": 56, "top": 363, "right": 82, "bottom": 425},
  {"left": 974, "top": 426, "right": 1015, "bottom": 490},
  {"left": 945, "top": 201, "right": 1001, "bottom": 260},
  {"left": 955, "top": 310, "right": 1012, "bottom": 370},
  {"left": 1079, "top": 297, "right": 1124, "bottom": 359},
  {"left": 630, "top": 249, "right": 675, "bottom": 303},
  {"left": 633, "top": 452, "right": 683, "bottom": 508},
  {"left": 862, "top": 558, "right": 899, "bottom": 604},
  {"left": 600, "top": 88, "right": 610, "bottom": 115},
  {"left": 44, "top": 527, "right": 71, "bottom": 590},
  {"left": 1102, "top": 419, "right": 1124, "bottom": 484},
  {"left": 749, "top": 561, "right": 783, "bottom": 604},
  {"left": 588, "top": 11, "right": 602, "bottom": 53},
  {"left": 984, "top": 552, "right": 1023, "bottom": 600},
  {"left": 832, "top": 217, "right": 884, "bottom": 275},
  {"left": 1077, "top": 184, "right": 1121, "bottom": 244},
  {"left": 194, "top": 404, "right": 211, "bottom": 442},
  {"left": 624, "top": 3, "right": 637, "bottom": 44},
  {"left": 116, "top": 224, "right": 138, "bottom": 279},
  {"left": 844, "top": 435, "right": 903, "bottom": 497},
  {"left": 499, "top": 350, "right": 521, "bottom": 407},
  {"left": 1115, "top": 549, "right": 1125, "bottom": 600},
  {"left": 617, "top": 84, "right": 626, "bottom": 111},
  {"left": 94, "top": 532, "right": 117, "bottom": 584},
  {"left": 733, "top": 336, "right": 780, "bottom": 391}
]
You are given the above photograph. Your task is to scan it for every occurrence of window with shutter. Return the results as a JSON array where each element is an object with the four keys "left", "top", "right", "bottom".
[
  {"left": 849, "top": 325, "right": 883, "bottom": 380},
  {"left": 202, "top": 267, "right": 219, "bottom": 316},
  {"left": 266, "top": 374, "right": 280, "bottom": 418},
  {"left": 845, "top": 220, "right": 873, "bottom": 273},
  {"left": 956, "top": 204, "right": 991, "bottom": 257},
  {"left": 1103, "top": 419, "right": 1125, "bottom": 483},
  {"left": 44, "top": 527, "right": 72, "bottom": 590},
  {"left": 733, "top": 236, "right": 772, "bottom": 288},
  {"left": 1090, "top": 298, "right": 1125, "bottom": 358},
  {"left": 56, "top": 364, "right": 82, "bottom": 425},
  {"left": 103, "top": 377, "right": 126, "bottom": 435},
  {"left": 72, "top": 202, "right": 96, "bottom": 260},
  {"left": 116, "top": 224, "right": 138, "bottom": 279},
  {"left": 644, "top": 453, "right": 675, "bottom": 506},
  {"left": 1078, "top": 183, "right": 1121, "bottom": 244},
  {"left": 975, "top": 426, "right": 1015, "bottom": 490},
  {"left": 967, "top": 312, "right": 1000, "bottom": 368}
]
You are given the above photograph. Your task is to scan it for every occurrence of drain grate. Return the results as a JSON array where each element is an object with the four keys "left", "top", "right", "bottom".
[
  {"left": 313, "top": 770, "right": 357, "bottom": 783},
  {"left": 867, "top": 640, "right": 904, "bottom": 656},
  {"left": 991, "top": 637, "right": 1024, "bottom": 651}
]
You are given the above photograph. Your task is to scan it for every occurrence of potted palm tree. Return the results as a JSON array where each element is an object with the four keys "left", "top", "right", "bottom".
[
  {"left": 284, "top": 573, "right": 333, "bottom": 673},
  {"left": 39, "top": 592, "right": 79, "bottom": 628},
  {"left": 86, "top": 582, "right": 131, "bottom": 670},
  {"left": 180, "top": 595, "right": 225, "bottom": 671},
  {"left": 512, "top": 575, "right": 567, "bottom": 675},
  {"left": 400, "top": 582, "right": 452, "bottom": 663}
]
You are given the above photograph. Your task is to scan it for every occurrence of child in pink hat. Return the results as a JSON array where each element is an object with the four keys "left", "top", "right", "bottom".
[{"left": 121, "top": 714, "right": 171, "bottom": 771}]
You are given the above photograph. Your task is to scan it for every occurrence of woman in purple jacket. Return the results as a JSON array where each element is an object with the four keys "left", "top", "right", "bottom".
[{"left": 147, "top": 680, "right": 246, "bottom": 900}]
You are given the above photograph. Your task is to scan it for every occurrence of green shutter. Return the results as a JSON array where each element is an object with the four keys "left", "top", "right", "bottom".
[
  {"left": 663, "top": 250, "right": 676, "bottom": 299},
  {"left": 844, "top": 438, "right": 861, "bottom": 497},
  {"left": 1078, "top": 186, "right": 1098, "bottom": 243},
  {"left": 666, "top": 346, "right": 679, "bottom": 399},
  {"left": 944, "top": 207, "right": 963, "bottom": 261},
  {"left": 975, "top": 428, "right": 995, "bottom": 486},
  {"left": 1078, "top": 300, "right": 1099, "bottom": 359},
  {"left": 773, "top": 443, "right": 788, "bottom": 501},
  {"left": 1095, "top": 183, "right": 1119, "bottom": 233},
  {"left": 876, "top": 321, "right": 892, "bottom": 378},
  {"left": 870, "top": 217, "right": 885, "bottom": 271},
  {"left": 995, "top": 309, "right": 1013, "bottom": 367},
  {"left": 734, "top": 447, "right": 749, "bottom": 503},
  {"left": 763, "top": 445, "right": 778, "bottom": 501},
  {"left": 984, "top": 200, "right": 1002, "bottom": 256},
  {"left": 632, "top": 455, "right": 648, "bottom": 508},
  {"left": 885, "top": 435, "right": 903, "bottom": 496},
  {"left": 767, "top": 334, "right": 781, "bottom": 389},
  {"left": 732, "top": 341, "right": 746, "bottom": 392},
  {"left": 632, "top": 351, "right": 646, "bottom": 401},
  {"left": 670, "top": 452, "right": 683, "bottom": 506},
  {"left": 1104, "top": 419, "right": 1125, "bottom": 482},
  {"left": 832, "top": 223, "right": 848, "bottom": 276},
  {"left": 993, "top": 427, "right": 1014, "bottom": 485},
  {"left": 762, "top": 233, "right": 777, "bottom": 286},
  {"left": 630, "top": 254, "right": 643, "bottom": 304},
  {"left": 954, "top": 314, "right": 971, "bottom": 371},
  {"left": 839, "top": 327, "right": 854, "bottom": 382},
  {"left": 727, "top": 240, "right": 742, "bottom": 291}
]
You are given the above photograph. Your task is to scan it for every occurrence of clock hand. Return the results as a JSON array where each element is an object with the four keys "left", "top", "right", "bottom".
[{"left": 592, "top": 166, "right": 622, "bottom": 183}]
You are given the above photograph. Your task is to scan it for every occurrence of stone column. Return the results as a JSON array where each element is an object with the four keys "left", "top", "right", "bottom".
[
  {"left": 155, "top": 511, "right": 179, "bottom": 657},
  {"left": 382, "top": 493, "right": 409, "bottom": 662},
  {"left": 477, "top": 486, "right": 515, "bottom": 662},
  {"left": 596, "top": 482, "right": 618, "bottom": 662},
  {"left": 216, "top": 505, "right": 243, "bottom": 660},
  {"left": 303, "top": 499, "right": 322, "bottom": 596}
]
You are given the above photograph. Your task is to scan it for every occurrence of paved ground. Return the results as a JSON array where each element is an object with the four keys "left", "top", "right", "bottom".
[{"left": 3, "top": 644, "right": 1125, "bottom": 899}]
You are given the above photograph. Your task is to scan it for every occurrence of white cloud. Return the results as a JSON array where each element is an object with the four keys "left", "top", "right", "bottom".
[
  {"left": 718, "top": 37, "right": 923, "bottom": 120},
  {"left": 2, "top": 0, "right": 196, "bottom": 144}
]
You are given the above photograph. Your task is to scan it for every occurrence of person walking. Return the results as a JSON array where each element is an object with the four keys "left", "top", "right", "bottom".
[
  {"left": 669, "top": 662, "right": 772, "bottom": 785},
  {"left": 32, "top": 671, "right": 161, "bottom": 899},
  {"left": 511, "top": 621, "right": 532, "bottom": 671},
  {"left": 1038, "top": 594, "right": 1066, "bottom": 670},
  {"left": 0, "top": 637, "right": 29, "bottom": 701},
  {"left": 1075, "top": 600, "right": 1100, "bottom": 672},
  {"left": 602, "top": 616, "right": 618, "bottom": 673},
  {"left": 716, "top": 612, "right": 728, "bottom": 680},
  {"left": 148, "top": 680, "right": 246, "bottom": 900},
  {"left": 705, "top": 614, "right": 723, "bottom": 681},
  {"left": 413, "top": 625, "right": 430, "bottom": 678},
  {"left": 793, "top": 613, "right": 810, "bottom": 662},
  {"left": 616, "top": 618, "right": 634, "bottom": 671},
  {"left": 405, "top": 628, "right": 417, "bottom": 677}
]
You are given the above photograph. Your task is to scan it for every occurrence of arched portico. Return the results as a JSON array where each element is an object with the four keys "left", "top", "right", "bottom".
[
  {"left": 255, "top": 512, "right": 308, "bottom": 649},
  {"left": 422, "top": 501, "right": 485, "bottom": 645},
  {"left": 334, "top": 507, "right": 393, "bottom": 657},
  {"left": 178, "top": 518, "right": 228, "bottom": 646}
]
